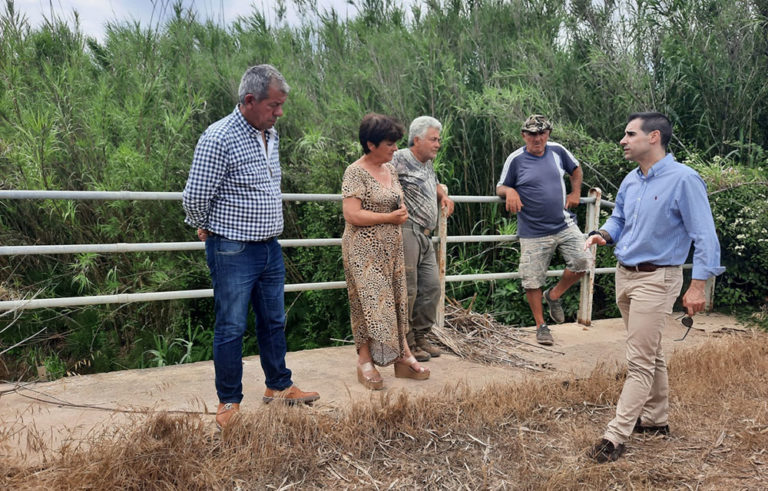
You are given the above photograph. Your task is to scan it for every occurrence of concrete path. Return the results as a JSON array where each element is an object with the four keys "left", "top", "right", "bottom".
[{"left": 0, "top": 313, "right": 743, "bottom": 466}]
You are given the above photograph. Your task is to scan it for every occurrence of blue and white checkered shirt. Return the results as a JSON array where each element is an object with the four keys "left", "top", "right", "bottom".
[{"left": 183, "top": 106, "right": 283, "bottom": 241}]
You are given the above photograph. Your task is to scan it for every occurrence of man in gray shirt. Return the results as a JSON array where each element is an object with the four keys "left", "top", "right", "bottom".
[
  {"left": 392, "top": 116, "right": 455, "bottom": 361},
  {"left": 496, "top": 115, "right": 591, "bottom": 345}
]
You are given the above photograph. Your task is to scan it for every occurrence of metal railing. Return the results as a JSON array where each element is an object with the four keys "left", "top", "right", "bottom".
[{"left": 0, "top": 188, "right": 709, "bottom": 324}]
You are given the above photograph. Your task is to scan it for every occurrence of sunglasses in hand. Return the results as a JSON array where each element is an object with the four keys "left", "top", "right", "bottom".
[{"left": 675, "top": 313, "right": 694, "bottom": 341}]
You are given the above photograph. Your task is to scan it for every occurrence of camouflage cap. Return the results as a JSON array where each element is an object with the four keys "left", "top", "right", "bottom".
[{"left": 522, "top": 114, "right": 552, "bottom": 133}]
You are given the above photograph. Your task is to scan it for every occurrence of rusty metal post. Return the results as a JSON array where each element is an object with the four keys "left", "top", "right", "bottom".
[
  {"left": 436, "top": 184, "right": 448, "bottom": 328},
  {"left": 705, "top": 276, "right": 716, "bottom": 312},
  {"left": 577, "top": 188, "right": 602, "bottom": 326}
]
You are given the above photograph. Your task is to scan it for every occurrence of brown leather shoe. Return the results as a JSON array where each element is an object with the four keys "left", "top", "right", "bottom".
[
  {"left": 411, "top": 346, "right": 431, "bottom": 362},
  {"left": 263, "top": 385, "right": 320, "bottom": 405},
  {"left": 416, "top": 338, "right": 442, "bottom": 358},
  {"left": 215, "top": 402, "right": 240, "bottom": 429}
]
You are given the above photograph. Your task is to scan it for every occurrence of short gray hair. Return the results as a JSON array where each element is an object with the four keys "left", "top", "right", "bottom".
[
  {"left": 238, "top": 64, "right": 290, "bottom": 103},
  {"left": 408, "top": 116, "right": 442, "bottom": 146}
]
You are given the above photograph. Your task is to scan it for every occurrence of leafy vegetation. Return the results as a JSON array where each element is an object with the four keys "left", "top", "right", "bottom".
[{"left": 1, "top": 0, "right": 766, "bottom": 380}]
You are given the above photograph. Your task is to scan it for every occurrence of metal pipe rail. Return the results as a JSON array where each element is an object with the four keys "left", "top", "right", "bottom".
[
  {"left": 0, "top": 263, "right": 697, "bottom": 312},
  {"left": 0, "top": 190, "right": 612, "bottom": 206},
  {"left": 0, "top": 236, "right": 522, "bottom": 256},
  {"left": 0, "top": 239, "right": 342, "bottom": 256},
  {"left": 1, "top": 187, "right": 665, "bottom": 321},
  {"left": 0, "top": 188, "right": 617, "bottom": 257},
  {"left": 0, "top": 191, "right": 341, "bottom": 202}
]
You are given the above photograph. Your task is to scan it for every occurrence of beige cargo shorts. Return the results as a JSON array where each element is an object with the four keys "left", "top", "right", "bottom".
[{"left": 519, "top": 225, "right": 592, "bottom": 290}]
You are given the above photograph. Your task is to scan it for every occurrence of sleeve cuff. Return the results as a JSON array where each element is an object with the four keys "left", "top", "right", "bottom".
[{"left": 692, "top": 265, "right": 726, "bottom": 280}]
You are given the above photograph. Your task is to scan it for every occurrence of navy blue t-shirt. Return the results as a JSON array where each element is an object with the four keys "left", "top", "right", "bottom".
[{"left": 496, "top": 142, "right": 580, "bottom": 238}]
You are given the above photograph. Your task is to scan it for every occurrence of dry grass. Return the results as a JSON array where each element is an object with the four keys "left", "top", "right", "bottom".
[{"left": 2, "top": 334, "right": 767, "bottom": 490}]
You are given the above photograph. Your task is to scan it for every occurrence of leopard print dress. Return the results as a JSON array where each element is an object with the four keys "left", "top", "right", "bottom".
[{"left": 341, "top": 162, "right": 408, "bottom": 366}]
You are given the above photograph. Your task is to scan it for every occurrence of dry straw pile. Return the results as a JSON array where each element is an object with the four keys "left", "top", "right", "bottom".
[
  {"left": 2, "top": 334, "right": 766, "bottom": 489},
  {"left": 434, "top": 297, "right": 557, "bottom": 371}
]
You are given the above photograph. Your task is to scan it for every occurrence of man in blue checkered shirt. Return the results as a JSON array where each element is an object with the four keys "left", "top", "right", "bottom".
[{"left": 183, "top": 65, "right": 319, "bottom": 429}]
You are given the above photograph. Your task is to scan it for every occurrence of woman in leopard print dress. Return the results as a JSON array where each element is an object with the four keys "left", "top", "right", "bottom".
[{"left": 342, "top": 114, "right": 430, "bottom": 390}]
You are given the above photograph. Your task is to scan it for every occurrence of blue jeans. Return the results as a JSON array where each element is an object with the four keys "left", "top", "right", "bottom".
[{"left": 206, "top": 235, "right": 292, "bottom": 403}]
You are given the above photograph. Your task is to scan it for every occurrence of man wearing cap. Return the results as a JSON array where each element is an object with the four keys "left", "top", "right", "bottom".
[
  {"left": 392, "top": 116, "right": 455, "bottom": 361},
  {"left": 584, "top": 112, "right": 724, "bottom": 462},
  {"left": 496, "top": 115, "right": 591, "bottom": 345}
]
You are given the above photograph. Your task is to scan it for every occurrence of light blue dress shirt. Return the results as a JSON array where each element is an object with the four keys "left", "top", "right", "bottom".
[{"left": 602, "top": 154, "right": 725, "bottom": 280}]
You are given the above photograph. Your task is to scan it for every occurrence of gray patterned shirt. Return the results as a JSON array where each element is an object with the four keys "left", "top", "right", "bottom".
[{"left": 392, "top": 148, "right": 439, "bottom": 230}]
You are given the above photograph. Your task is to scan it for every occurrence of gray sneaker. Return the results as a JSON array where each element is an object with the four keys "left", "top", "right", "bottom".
[
  {"left": 544, "top": 288, "right": 565, "bottom": 324},
  {"left": 536, "top": 323, "right": 554, "bottom": 345}
]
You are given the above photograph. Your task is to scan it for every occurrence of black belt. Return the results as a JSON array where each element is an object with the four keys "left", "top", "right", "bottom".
[
  {"left": 618, "top": 262, "right": 677, "bottom": 273},
  {"left": 209, "top": 232, "right": 274, "bottom": 243}
]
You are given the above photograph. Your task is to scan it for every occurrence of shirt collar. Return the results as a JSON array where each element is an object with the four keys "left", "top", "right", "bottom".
[
  {"left": 407, "top": 148, "right": 431, "bottom": 166},
  {"left": 523, "top": 145, "right": 548, "bottom": 158},
  {"left": 635, "top": 153, "right": 674, "bottom": 179},
  {"left": 232, "top": 105, "right": 277, "bottom": 140}
]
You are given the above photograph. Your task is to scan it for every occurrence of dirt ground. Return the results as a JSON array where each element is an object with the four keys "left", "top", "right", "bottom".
[{"left": 0, "top": 312, "right": 747, "bottom": 467}]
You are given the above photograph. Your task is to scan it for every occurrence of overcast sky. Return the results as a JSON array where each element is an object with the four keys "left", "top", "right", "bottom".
[{"left": 12, "top": 0, "right": 374, "bottom": 41}]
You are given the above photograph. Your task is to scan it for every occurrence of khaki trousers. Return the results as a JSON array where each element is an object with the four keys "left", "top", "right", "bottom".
[
  {"left": 604, "top": 265, "right": 683, "bottom": 444},
  {"left": 401, "top": 222, "right": 441, "bottom": 345}
]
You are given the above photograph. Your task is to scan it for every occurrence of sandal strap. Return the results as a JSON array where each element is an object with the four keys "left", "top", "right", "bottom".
[
  {"left": 358, "top": 361, "right": 383, "bottom": 381},
  {"left": 400, "top": 355, "right": 417, "bottom": 365},
  {"left": 398, "top": 356, "right": 428, "bottom": 373}
]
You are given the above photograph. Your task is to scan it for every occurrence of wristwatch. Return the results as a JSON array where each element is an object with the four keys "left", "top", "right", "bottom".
[{"left": 588, "top": 229, "right": 612, "bottom": 244}]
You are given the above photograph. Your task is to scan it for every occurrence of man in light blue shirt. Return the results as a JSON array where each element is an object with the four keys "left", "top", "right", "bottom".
[{"left": 585, "top": 112, "right": 724, "bottom": 462}]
